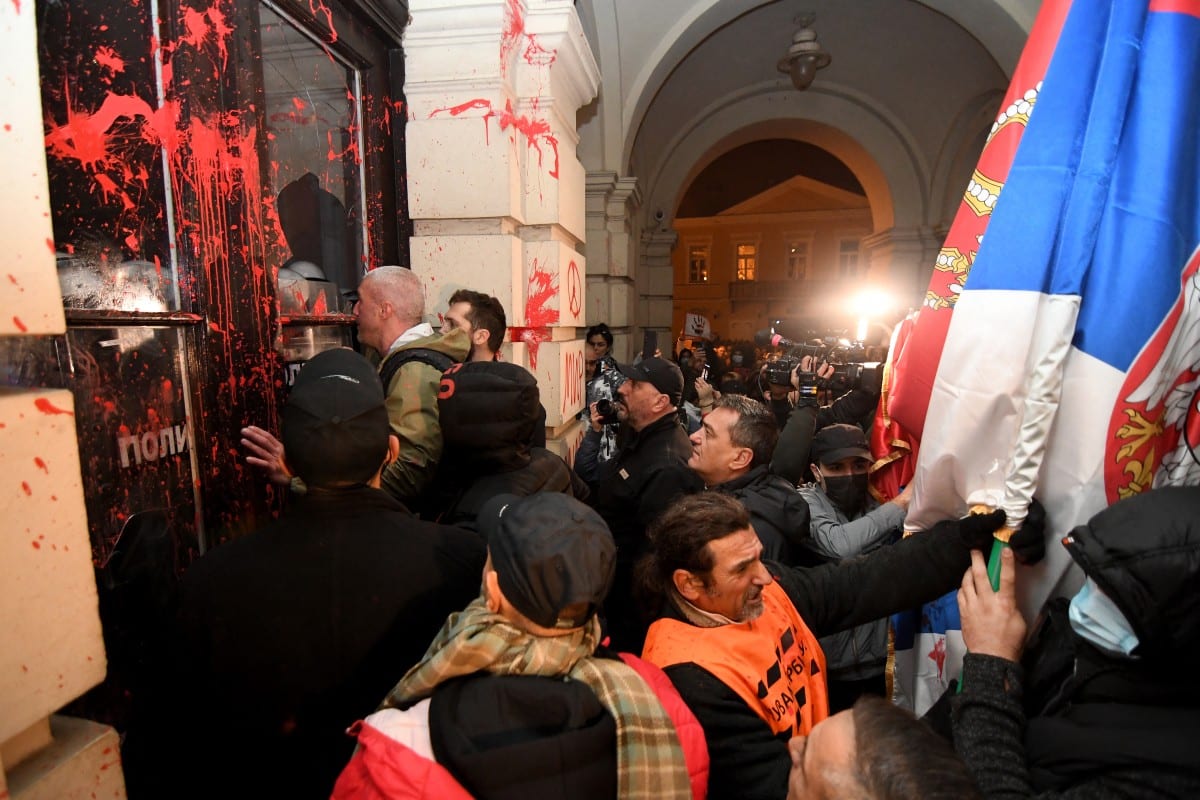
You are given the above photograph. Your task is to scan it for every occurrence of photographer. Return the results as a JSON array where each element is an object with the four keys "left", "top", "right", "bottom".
[{"left": 574, "top": 357, "right": 703, "bottom": 651}]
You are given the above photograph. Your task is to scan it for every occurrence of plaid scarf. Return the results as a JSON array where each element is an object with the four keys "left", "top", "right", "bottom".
[{"left": 383, "top": 595, "right": 692, "bottom": 800}]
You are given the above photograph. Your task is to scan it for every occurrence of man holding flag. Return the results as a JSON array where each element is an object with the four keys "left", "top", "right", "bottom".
[{"left": 887, "top": 0, "right": 1200, "bottom": 714}]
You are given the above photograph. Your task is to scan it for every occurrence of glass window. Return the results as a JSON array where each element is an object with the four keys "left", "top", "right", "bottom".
[
  {"left": 688, "top": 245, "right": 710, "bottom": 283},
  {"left": 787, "top": 240, "right": 810, "bottom": 279},
  {"left": 261, "top": 2, "right": 367, "bottom": 315},
  {"left": 839, "top": 238, "right": 861, "bottom": 277},
  {"left": 736, "top": 243, "right": 757, "bottom": 281},
  {"left": 38, "top": 1, "right": 176, "bottom": 312}
]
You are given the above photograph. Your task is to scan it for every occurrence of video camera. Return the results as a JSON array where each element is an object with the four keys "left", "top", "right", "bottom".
[{"left": 755, "top": 328, "right": 884, "bottom": 396}]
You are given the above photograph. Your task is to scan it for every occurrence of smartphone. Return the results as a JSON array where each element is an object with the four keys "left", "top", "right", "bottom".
[
  {"left": 642, "top": 330, "right": 657, "bottom": 360},
  {"left": 700, "top": 365, "right": 709, "bottom": 381}
]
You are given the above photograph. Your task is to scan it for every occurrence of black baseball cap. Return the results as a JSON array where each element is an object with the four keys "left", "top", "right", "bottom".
[
  {"left": 617, "top": 356, "right": 684, "bottom": 406},
  {"left": 281, "top": 347, "right": 389, "bottom": 488},
  {"left": 811, "top": 423, "right": 872, "bottom": 465},
  {"left": 478, "top": 493, "right": 617, "bottom": 630}
]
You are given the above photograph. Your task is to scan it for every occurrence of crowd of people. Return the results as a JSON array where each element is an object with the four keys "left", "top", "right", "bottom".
[{"left": 119, "top": 270, "right": 1200, "bottom": 799}]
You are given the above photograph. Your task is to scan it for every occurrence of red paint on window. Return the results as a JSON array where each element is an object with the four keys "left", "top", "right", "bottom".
[{"left": 94, "top": 46, "right": 125, "bottom": 74}]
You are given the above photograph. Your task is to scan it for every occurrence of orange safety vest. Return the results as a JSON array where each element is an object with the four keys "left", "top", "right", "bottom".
[{"left": 642, "top": 581, "right": 829, "bottom": 736}]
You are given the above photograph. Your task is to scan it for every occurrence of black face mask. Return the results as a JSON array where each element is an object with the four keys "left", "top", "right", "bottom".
[{"left": 821, "top": 472, "right": 869, "bottom": 517}]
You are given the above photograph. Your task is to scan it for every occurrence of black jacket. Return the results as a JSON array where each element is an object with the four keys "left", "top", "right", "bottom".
[
  {"left": 129, "top": 487, "right": 486, "bottom": 799},
  {"left": 712, "top": 465, "right": 810, "bottom": 563},
  {"left": 429, "top": 672, "right": 618, "bottom": 800},
  {"left": 428, "top": 361, "right": 585, "bottom": 525},
  {"left": 588, "top": 413, "right": 702, "bottom": 651},
  {"left": 952, "top": 486, "right": 1200, "bottom": 799},
  {"left": 661, "top": 515, "right": 991, "bottom": 800},
  {"left": 589, "top": 413, "right": 702, "bottom": 558}
]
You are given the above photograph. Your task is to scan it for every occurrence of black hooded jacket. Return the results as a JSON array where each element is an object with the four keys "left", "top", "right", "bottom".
[
  {"left": 952, "top": 486, "right": 1200, "bottom": 799},
  {"left": 430, "top": 362, "right": 587, "bottom": 526}
]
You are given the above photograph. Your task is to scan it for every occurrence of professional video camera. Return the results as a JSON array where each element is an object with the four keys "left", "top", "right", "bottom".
[{"left": 755, "top": 328, "right": 884, "bottom": 395}]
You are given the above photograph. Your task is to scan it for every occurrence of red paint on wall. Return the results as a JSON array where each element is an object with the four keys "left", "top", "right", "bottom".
[
  {"left": 34, "top": 457, "right": 48, "bottom": 473},
  {"left": 34, "top": 398, "right": 74, "bottom": 416},
  {"left": 31, "top": 541, "right": 40, "bottom": 550},
  {"left": 21, "top": 482, "right": 32, "bottom": 496},
  {"left": 525, "top": 258, "right": 560, "bottom": 328},
  {"left": 13, "top": 316, "right": 27, "bottom": 332},
  {"left": 517, "top": 258, "right": 560, "bottom": 369}
]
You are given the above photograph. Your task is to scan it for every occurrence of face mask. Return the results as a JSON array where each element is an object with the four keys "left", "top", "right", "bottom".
[
  {"left": 732, "top": 353, "right": 744, "bottom": 366},
  {"left": 680, "top": 355, "right": 692, "bottom": 367},
  {"left": 1068, "top": 577, "right": 1140, "bottom": 657},
  {"left": 818, "top": 469, "right": 869, "bottom": 516}
]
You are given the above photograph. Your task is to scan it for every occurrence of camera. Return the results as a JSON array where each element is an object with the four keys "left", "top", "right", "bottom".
[
  {"left": 595, "top": 398, "right": 620, "bottom": 425},
  {"left": 765, "top": 357, "right": 799, "bottom": 387},
  {"left": 759, "top": 326, "right": 885, "bottom": 396},
  {"left": 824, "top": 362, "right": 885, "bottom": 395}
]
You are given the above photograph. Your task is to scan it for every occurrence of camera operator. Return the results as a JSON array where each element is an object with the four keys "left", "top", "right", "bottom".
[{"left": 768, "top": 358, "right": 882, "bottom": 488}]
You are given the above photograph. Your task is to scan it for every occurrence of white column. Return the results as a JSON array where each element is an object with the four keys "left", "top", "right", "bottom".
[
  {"left": 404, "top": 0, "right": 600, "bottom": 459},
  {"left": 583, "top": 171, "right": 640, "bottom": 359},
  {"left": 639, "top": 229, "right": 678, "bottom": 347},
  {"left": 0, "top": 1, "right": 122, "bottom": 795}
]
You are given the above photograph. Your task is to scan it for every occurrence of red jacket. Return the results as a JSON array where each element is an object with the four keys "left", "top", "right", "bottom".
[{"left": 332, "top": 655, "right": 708, "bottom": 800}]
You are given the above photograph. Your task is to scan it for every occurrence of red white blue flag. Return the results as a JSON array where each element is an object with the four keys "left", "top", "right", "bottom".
[{"left": 893, "top": 0, "right": 1200, "bottom": 712}]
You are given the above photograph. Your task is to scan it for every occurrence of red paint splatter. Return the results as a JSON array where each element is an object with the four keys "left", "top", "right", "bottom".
[
  {"left": 3, "top": 124, "right": 11, "bottom": 132},
  {"left": 45, "top": 238, "right": 55, "bottom": 253},
  {"left": 498, "top": 100, "right": 559, "bottom": 178},
  {"left": 34, "top": 398, "right": 74, "bottom": 416},
  {"left": 13, "top": 316, "right": 27, "bottom": 332},
  {"left": 6, "top": 274, "right": 17, "bottom": 285},
  {"left": 509, "top": 327, "right": 552, "bottom": 370},
  {"left": 428, "top": 98, "right": 559, "bottom": 179},
  {"left": 525, "top": 259, "right": 560, "bottom": 327},
  {"left": 308, "top": 0, "right": 338, "bottom": 42},
  {"left": 94, "top": 46, "right": 125, "bottom": 74},
  {"left": 501, "top": 0, "right": 557, "bottom": 73},
  {"left": 31, "top": 541, "right": 40, "bottom": 549},
  {"left": 21, "top": 482, "right": 32, "bottom": 496},
  {"left": 34, "top": 457, "right": 48, "bottom": 473},
  {"left": 11, "top": 0, "right": 20, "bottom": 16},
  {"left": 179, "top": 6, "right": 233, "bottom": 74}
]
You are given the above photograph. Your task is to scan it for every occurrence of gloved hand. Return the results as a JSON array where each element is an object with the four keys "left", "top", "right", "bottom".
[
  {"left": 1009, "top": 498, "right": 1046, "bottom": 565},
  {"left": 956, "top": 508, "right": 1008, "bottom": 552}
]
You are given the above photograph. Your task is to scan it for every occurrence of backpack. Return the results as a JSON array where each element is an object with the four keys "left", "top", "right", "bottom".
[{"left": 377, "top": 346, "right": 457, "bottom": 391}]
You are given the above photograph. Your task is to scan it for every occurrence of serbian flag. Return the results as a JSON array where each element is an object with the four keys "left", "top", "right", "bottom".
[
  {"left": 893, "top": 0, "right": 1200, "bottom": 714},
  {"left": 888, "top": 2, "right": 1071, "bottom": 440}
]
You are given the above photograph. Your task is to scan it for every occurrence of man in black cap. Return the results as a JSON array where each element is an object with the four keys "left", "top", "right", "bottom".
[
  {"left": 134, "top": 348, "right": 485, "bottom": 799},
  {"left": 798, "top": 423, "right": 912, "bottom": 711},
  {"left": 334, "top": 492, "right": 703, "bottom": 800},
  {"left": 576, "top": 356, "right": 703, "bottom": 651}
]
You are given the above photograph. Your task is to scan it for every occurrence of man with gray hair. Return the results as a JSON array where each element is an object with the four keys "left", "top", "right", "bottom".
[
  {"left": 243, "top": 265, "right": 468, "bottom": 505},
  {"left": 687, "top": 394, "right": 811, "bottom": 563}
]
